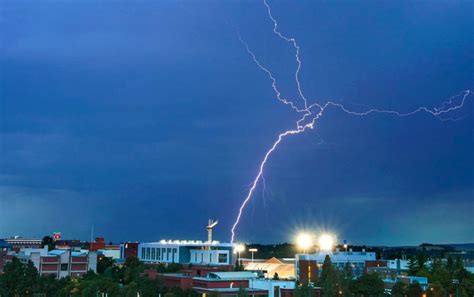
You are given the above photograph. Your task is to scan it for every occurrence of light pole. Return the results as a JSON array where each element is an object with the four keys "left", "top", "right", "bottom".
[
  {"left": 249, "top": 248, "right": 258, "bottom": 263},
  {"left": 235, "top": 244, "right": 245, "bottom": 268},
  {"left": 452, "top": 279, "right": 459, "bottom": 297}
]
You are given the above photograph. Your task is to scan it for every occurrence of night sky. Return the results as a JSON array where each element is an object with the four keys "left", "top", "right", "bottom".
[{"left": 1, "top": 0, "right": 473, "bottom": 245}]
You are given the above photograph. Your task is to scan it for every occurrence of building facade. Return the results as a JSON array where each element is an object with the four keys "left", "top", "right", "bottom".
[
  {"left": 136, "top": 240, "right": 234, "bottom": 266},
  {"left": 7, "top": 247, "right": 97, "bottom": 279},
  {"left": 5, "top": 237, "right": 43, "bottom": 251},
  {"left": 295, "top": 250, "right": 376, "bottom": 283}
]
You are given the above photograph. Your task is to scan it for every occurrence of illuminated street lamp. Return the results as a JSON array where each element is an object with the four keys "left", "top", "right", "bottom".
[
  {"left": 249, "top": 248, "right": 258, "bottom": 263},
  {"left": 234, "top": 244, "right": 245, "bottom": 264},
  {"left": 296, "top": 233, "right": 313, "bottom": 254},
  {"left": 319, "top": 234, "right": 335, "bottom": 252}
]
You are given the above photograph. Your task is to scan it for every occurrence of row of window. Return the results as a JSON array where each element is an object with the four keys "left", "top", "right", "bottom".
[
  {"left": 141, "top": 247, "right": 177, "bottom": 262},
  {"left": 191, "top": 252, "right": 228, "bottom": 264}
]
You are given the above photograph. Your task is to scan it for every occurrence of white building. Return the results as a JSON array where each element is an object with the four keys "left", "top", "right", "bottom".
[
  {"left": 250, "top": 279, "right": 296, "bottom": 297},
  {"left": 9, "top": 247, "right": 97, "bottom": 279},
  {"left": 136, "top": 240, "right": 235, "bottom": 266}
]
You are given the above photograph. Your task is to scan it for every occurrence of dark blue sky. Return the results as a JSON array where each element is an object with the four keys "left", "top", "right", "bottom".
[{"left": 1, "top": 0, "right": 473, "bottom": 245}]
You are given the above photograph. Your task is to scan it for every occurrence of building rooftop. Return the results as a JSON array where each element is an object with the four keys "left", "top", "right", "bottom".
[
  {"left": 205, "top": 271, "right": 258, "bottom": 280},
  {"left": 297, "top": 251, "right": 376, "bottom": 262},
  {"left": 141, "top": 240, "right": 234, "bottom": 247}
]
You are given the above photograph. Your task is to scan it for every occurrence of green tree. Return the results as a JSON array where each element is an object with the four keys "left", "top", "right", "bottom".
[
  {"left": 79, "top": 276, "right": 120, "bottom": 296},
  {"left": 427, "top": 281, "right": 445, "bottom": 297},
  {"left": 19, "top": 260, "right": 40, "bottom": 295},
  {"left": 97, "top": 256, "right": 115, "bottom": 274},
  {"left": 294, "top": 283, "right": 313, "bottom": 297},
  {"left": 391, "top": 281, "right": 407, "bottom": 297},
  {"left": 41, "top": 236, "right": 55, "bottom": 251},
  {"left": 338, "top": 262, "right": 353, "bottom": 296},
  {"left": 123, "top": 257, "right": 144, "bottom": 284},
  {"left": 238, "top": 285, "right": 249, "bottom": 297},
  {"left": 234, "top": 259, "right": 244, "bottom": 271},
  {"left": 407, "top": 257, "right": 418, "bottom": 275},
  {"left": 1, "top": 257, "right": 24, "bottom": 296},
  {"left": 319, "top": 255, "right": 338, "bottom": 297},
  {"left": 406, "top": 282, "right": 422, "bottom": 297},
  {"left": 273, "top": 272, "right": 280, "bottom": 280},
  {"left": 415, "top": 254, "right": 427, "bottom": 271},
  {"left": 351, "top": 273, "right": 384, "bottom": 297}
]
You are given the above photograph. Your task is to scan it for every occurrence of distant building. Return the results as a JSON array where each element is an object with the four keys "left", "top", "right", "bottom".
[
  {"left": 0, "top": 239, "right": 13, "bottom": 273},
  {"left": 158, "top": 271, "right": 320, "bottom": 297},
  {"left": 384, "top": 275, "right": 429, "bottom": 292},
  {"left": 243, "top": 257, "right": 295, "bottom": 279},
  {"left": 365, "top": 259, "right": 410, "bottom": 279},
  {"left": 89, "top": 237, "right": 120, "bottom": 259},
  {"left": 295, "top": 250, "right": 376, "bottom": 283},
  {"left": 5, "top": 236, "right": 43, "bottom": 251},
  {"left": 136, "top": 240, "right": 234, "bottom": 266},
  {"left": 120, "top": 242, "right": 139, "bottom": 260},
  {"left": 55, "top": 239, "right": 84, "bottom": 250},
  {"left": 6, "top": 247, "right": 97, "bottom": 279}
]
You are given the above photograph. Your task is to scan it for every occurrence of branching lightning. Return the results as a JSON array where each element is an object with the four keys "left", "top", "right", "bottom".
[{"left": 230, "top": 0, "right": 472, "bottom": 243}]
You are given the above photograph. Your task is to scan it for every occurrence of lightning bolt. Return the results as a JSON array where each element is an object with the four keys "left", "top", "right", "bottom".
[{"left": 230, "top": 0, "right": 472, "bottom": 243}]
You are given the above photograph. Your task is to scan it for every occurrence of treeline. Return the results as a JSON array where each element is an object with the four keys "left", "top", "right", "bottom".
[
  {"left": 315, "top": 255, "right": 474, "bottom": 297},
  {"left": 0, "top": 257, "right": 193, "bottom": 297},
  {"left": 1, "top": 255, "right": 473, "bottom": 297}
]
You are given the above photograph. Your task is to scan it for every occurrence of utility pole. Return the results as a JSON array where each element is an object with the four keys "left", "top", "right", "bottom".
[
  {"left": 453, "top": 279, "right": 459, "bottom": 297},
  {"left": 249, "top": 248, "right": 258, "bottom": 263}
]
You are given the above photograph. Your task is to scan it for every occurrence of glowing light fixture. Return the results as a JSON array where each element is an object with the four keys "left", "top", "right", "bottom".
[
  {"left": 296, "top": 233, "right": 313, "bottom": 253},
  {"left": 318, "top": 234, "right": 335, "bottom": 251},
  {"left": 234, "top": 244, "right": 245, "bottom": 254}
]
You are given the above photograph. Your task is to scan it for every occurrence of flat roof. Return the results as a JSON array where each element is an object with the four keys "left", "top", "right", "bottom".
[
  {"left": 297, "top": 251, "right": 376, "bottom": 262},
  {"left": 141, "top": 240, "right": 233, "bottom": 248},
  {"left": 193, "top": 287, "right": 268, "bottom": 293}
]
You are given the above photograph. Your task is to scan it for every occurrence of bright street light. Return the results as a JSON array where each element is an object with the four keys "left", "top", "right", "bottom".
[
  {"left": 249, "top": 248, "right": 258, "bottom": 263},
  {"left": 296, "top": 233, "right": 313, "bottom": 253},
  {"left": 319, "top": 234, "right": 335, "bottom": 251},
  {"left": 235, "top": 244, "right": 245, "bottom": 254}
]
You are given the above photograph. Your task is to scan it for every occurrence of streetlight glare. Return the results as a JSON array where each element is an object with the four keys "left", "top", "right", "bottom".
[
  {"left": 296, "top": 233, "right": 313, "bottom": 251},
  {"left": 234, "top": 244, "right": 245, "bottom": 253},
  {"left": 319, "top": 234, "right": 335, "bottom": 251}
]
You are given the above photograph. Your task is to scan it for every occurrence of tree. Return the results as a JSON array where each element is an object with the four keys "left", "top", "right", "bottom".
[
  {"left": 319, "top": 255, "right": 338, "bottom": 297},
  {"left": 79, "top": 275, "right": 120, "bottom": 296},
  {"left": 391, "top": 281, "right": 407, "bottom": 297},
  {"left": 294, "top": 283, "right": 313, "bottom": 297},
  {"left": 407, "top": 257, "right": 418, "bottom": 275},
  {"left": 406, "top": 282, "right": 422, "bottom": 297},
  {"left": 1, "top": 257, "right": 24, "bottom": 296},
  {"left": 97, "top": 255, "right": 115, "bottom": 274},
  {"left": 234, "top": 259, "right": 244, "bottom": 271},
  {"left": 338, "top": 263, "right": 353, "bottom": 297},
  {"left": 123, "top": 256, "right": 144, "bottom": 284},
  {"left": 415, "top": 254, "right": 427, "bottom": 272},
  {"left": 42, "top": 236, "right": 55, "bottom": 251},
  {"left": 273, "top": 272, "right": 280, "bottom": 280},
  {"left": 19, "top": 260, "right": 40, "bottom": 295},
  {"left": 351, "top": 273, "right": 384, "bottom": 297},
  {"left": 238, "top": 285, "right": 249, "bottom": 297},
  {"left": 427, "top": 281, "right": 445, "bottom": 297}
]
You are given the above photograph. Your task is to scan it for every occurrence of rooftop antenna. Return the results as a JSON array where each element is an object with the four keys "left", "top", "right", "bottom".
[{"left": 207, "top": 219, "right": 218, "bottom": 243}]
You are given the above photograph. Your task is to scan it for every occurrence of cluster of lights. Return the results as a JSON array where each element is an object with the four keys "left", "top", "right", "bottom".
[
  {"left": 296, "top": 232, "right": 336, "bottom": 253},
  {"left": 158, "top": 240, "right": 220, "bottom": 245}
]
